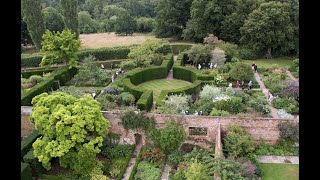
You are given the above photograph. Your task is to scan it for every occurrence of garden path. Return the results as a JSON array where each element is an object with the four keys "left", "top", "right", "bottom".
[
  {"left": 165, "top": 55, "right": 178, "bottom": 80},
  {"left": 122, "top": 142, "right": 143, "bottom": 180},
  {"left": 21, "top": 106, "right": 32, "bottom": 115},
  {"left": 257, "top": 155, "right": 299, "bottom": 164},
  {"left": 285, "top": 70, "right": 299, "bottom": 82},
  {"left": 253, "top": 72, "right": 280, "bottom": 118},
  {"left": 160, "top": 163, "right": 172, "bottom": 180}
]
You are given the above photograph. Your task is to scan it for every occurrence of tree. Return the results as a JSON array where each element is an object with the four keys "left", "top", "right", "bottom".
[
  {"left": 61, "top": 0, "right": 79, "bottom": 37},
  {"left": 154, "top": 0, "right": 192, "bottom": 39},
  {"left": 21, "top": 18, "right": 33, "bottom": 46},
  {"left": 114, "top": 11, "right": 137, "bottom": 35},
  {"left": 78, "top": 11, "right": 99, "bottom": 34},
  {"left": 29, "top": 92, "right": 110, "bottom": 176},
  {"left": 210, "top": 48, "right": 226, "bottom": 66},
  {"left": 136, "top": 17, "right": 156, "bottom": 32},
  {"left": 220, "top": 0, "right": 262, "bottom": 44},
  {"left": 185, "top": 162, "right": 211, "bottom": 180},
  {"left": 224, "top": 125, "right": 256, "bottom": 157},
  {"left": 240, "top": 1, "right": 294, "bottom": 59},
  {"left": 203, "top": 34, "right": 224, "bottom": 46},
  {"left": 21, "top": 0, "right": 45, "bottom": 50},
  {"left": 186, "top": 45, "right": 212, "bottom": 66},
  {"left": 151, "top": 121, "right": 186, "bottom": 154},
  {"left": 40, "top": 29, "right": 81, "bottom": 68},
  {"left": 83, "top": 0, "right": 105, "bottom": 19},
  {"left": 182, "top": 0, "right": 236, "bottom": 42},
  {"left": 157, "top": 94, "right": 191, "bottom": 115},
  {"left": 228, "top": 63, "right": 253, "bottom": 81},
  {"left": 42, "top": 7, "right": 65, "bottom": 33}
]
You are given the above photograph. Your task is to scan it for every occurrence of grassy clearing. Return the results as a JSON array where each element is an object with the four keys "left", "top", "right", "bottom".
[
  {"left": 138, "top": 79, "right": 191, "bottom": 99},
  {"left": 260, "top": 163, "right": 299, "bottom": 180},
  {"left": 242, "top": 57, "right": 295, "bottom": 68},
  {"left": 79, "top": 32, "right": 158, "bottom": 49}
]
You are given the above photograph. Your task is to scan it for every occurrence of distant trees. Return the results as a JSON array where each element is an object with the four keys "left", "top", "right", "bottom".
[
  {"left": 21, "top": 0, "right": 45, "bottom": 50},
  {"left": 78, "top": 11, "right": 99, "bottom": 34},
  {"left": 42, "top": 7, "right": 65, "bottom": 33},
  {"left": 21, "top": 18, "right": 33, "bottom": 46},
  {"left": 61, "top": 0, "right": 79, "bottom": 37}
]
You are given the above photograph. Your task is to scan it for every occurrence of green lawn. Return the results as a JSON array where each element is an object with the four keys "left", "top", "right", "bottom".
[
  {"left": 261, "top": 163, "right": 299, "bottom": 180},
  {"left": 243, "top": 57, "right": 295, "bottom": 68},
  {"left": 138, "top": 79, "right": 191, "bottom": 99}
]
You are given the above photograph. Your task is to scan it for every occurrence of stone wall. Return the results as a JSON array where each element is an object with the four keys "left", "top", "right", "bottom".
[{"left": 102, "top": 111, "right": 299, "bottom": 145}]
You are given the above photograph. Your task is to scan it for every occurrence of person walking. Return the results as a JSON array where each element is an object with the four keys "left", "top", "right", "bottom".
[
  {"left": 209, "top": 63, "right": 213, "bottom": 69},
  {"left": 236, "top": 81, "right": 240, "bottom": 89},
  {"left": 111, "top": 63, "right": 114, "bottom": 69},
  {"left": 248, "top": 81, "right": 253, "bottom": 90},
  {"left": 101, "top": 64, "right": 104, "bottom": 69},
  {"left": 214, "top": 63, "right": 217, "bottom": 69},
  {"left": 251, "top": 62, "right": 255, "bottom": 71},
  {"left": 228, "top": 82, "right": 232, "bottom": 88},
  {"left": 111, "top": 74, "right": 115, "bottom": 83},
  {"left": 268, "top": 92, "right": 274, "bottom": 105},
  {"left": 198, "top": 64, "right": 202, "bottom": 70},
  {"left": 241, "top": 80, "right": 245, "bottom": 90},
  {"left": 254, "top": 64, "right": 257, "bottom": 72}
]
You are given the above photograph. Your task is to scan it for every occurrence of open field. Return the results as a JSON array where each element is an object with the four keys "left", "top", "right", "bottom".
[
  {"left": 138, "top": 79, "right": 191, "bottom": 99},
  {"left": 260, "top": 163, "right": 299, "bottom": 180},
  {"left": 243, "top": 57, "right": 295, "bottom": 68},
  {"left": 79, "top": 32, "right": 157, "bottom": 49}
]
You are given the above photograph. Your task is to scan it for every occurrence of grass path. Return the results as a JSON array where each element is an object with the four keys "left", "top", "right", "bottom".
[
  {"left": 138, "top": 79, "right": 191, "bottom": 100},
  {"left": 242, "top": 57, "right": 295, "bottom": 68},
  {"left": 260, "top": 163, "right": 299, "bottom": 180}
]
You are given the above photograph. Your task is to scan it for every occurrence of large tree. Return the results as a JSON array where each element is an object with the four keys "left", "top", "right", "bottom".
[
  {"left": 154, "top": 0, "right": 192, "bottom": 39},
  {"left": 42, "top": 7, "right": 65, "bottom": 33},
  {"left": 30, "top": 92, "right": 110, "bottom": 176},
  {"left": 114, "top": 10, "right": 137, "bottom": 35},
  {"left": 240, "top": 1, "right": 294, "bottom": 59},
  {"left": 61, "top": 0, "right": 79, "bottom": 37},
  {"left": 78, "top": 11, "right": 99, "bottom": 34},
  {"left": 220, "top": 0, "right": 262, "bottom": 44},
  {"left": 21, "top": 0, "right": 45, "bottom": 50},
  {"left": 182, "top": 0, "right": 236, "bottom": 42},
  {"left": 40, "top": 29, "right": 81, "bottom": 68},
  {"left": 21, "top": 18, "right": 33, "bottom": 46}
]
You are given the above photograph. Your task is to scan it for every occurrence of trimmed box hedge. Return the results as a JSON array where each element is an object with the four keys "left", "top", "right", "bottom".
[
  {"left": 21, "top": 162, "right": 33, "bottom": 180},
  {"left": 117, "top": 144, "right": 136, "bottom": 180},
  {"left": 126, "top": 66, "right": 168, "bottom": 85},
  {"left": 21, "top": 131, "right": 40, "bottom": 158},
  {"left": 39, "top": 175, "right": 83, "bottom": 180},
  {"left": 21, "top": 67, "right": 58, "bottom": 79},
  {"left": 23, "top": 149, "right": 45, "bottom": 176},
  {"left": 137, "top": 90, "right": 153, "bottom": 111},
  {"left": 171, "top": 44, "right": 193, "bottom": 54},
  {"left": 129, "top": 146, "right": 146, "bottom": 180},
  {"left": 21, "top": 67, "right": 78, "bottom": 106},
  {"left": 21, "top": 46, "right": 133, "bottom": 67},
  {"left": 173, "top": 66, "right": 197, "bottom": 82},
  {"left": 123, "top": 78, "right": 145, "bottom": 100}
]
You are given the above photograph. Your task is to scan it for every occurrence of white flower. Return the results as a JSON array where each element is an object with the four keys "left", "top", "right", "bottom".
[{"left": 212, "top": 94, "right": 231, "bottom": 102}]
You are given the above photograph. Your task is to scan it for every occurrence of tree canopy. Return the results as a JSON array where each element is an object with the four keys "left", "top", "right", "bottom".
[
  {"left": 42, "top": 7, "right": 65, "bottom": 33},
  {"left": 61, "top": 0, "right": 79, "bottom": 37},
  {"left": 30, "top": 92, "right": 110, "bottom": 176}
]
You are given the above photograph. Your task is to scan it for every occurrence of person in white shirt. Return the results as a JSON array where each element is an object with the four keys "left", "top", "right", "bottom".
[
  {"left": 228, "top": 82, "right": 232, "bottom": 88},
  {"left": 198, "top": 64, "right": 201, "bottom": 70},
  {"left": 268, "top": 92, "right": 274, "bottom": 104},
  {"left": 214, "top": 63, "right": 217, "bottom": 69},
  {"left": 92, "top": 92, "right": 96, "bottom": 99},
  {"left": 101, "top": 64, "right": 104, "bottom": 69},
  {"left": 209, "top": 63, "right": 213, "bottom": 69}
]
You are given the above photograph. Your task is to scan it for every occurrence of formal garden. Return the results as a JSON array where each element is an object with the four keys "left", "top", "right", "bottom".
[{"left": 21, "top": 0, "right": 299, "bottom": 179}]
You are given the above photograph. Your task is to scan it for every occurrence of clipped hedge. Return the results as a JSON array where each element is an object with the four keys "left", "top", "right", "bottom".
[
  {"left": 129, "top": 147, "right": 146, "bottom": 180},
  {"left": 122, "top": 78, "right": 145, "bottom": 100},
  {"left": 21, "top": 46, "right": 133, "bottom": 67},
  {"left": 173, "top": 66, "right": 197, "bottom": 82},
  {"left": 171, "top": 44, "right": 193, "bottom": 54},
  {"left": 39, "top": 175, "right": 82, "bottom": 180},
  {"left": 21, "top": 131, "right": 40, "bottom": 158},
  {"left": 161, "top": 53, "right": 174, "bottom": 72},
  {"left": 21, "top": 67, "right": 58, "bottom": 79},
  {"left": 137, "top": 91, "right": 153, "bottom": 111},
  {"left": 21, "top": 67, "right": 78, "bottom": 106},
  {"left": 21, "top": 162, "right": 33, "bottom": 180},
  {"left": 117, "top": 144, "right": 136, "bottom": 180},
  {"left": 23, "top": 149, "right": 45, "bottom": 176},
  {"left": 126, "top": 66, "right": 168, "bottom": 85}
]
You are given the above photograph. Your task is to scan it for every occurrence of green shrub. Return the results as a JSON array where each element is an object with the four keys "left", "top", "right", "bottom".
[
  {"left": 121, "top": 111, "right": 156, "bottom": 133},
  {"left": 137, "top": 90, "right": 153, "bottom": 112},
  {"left": 134, "top": 161, "right": 161, "bottom": 180},
  {"left": 141, "top": 147, "right": 166, "bottom": 168},
  {"left": 209, "top": 108, "right": 230, "bottom": 116},
  {"left": 217, "top": 43, "right": 239, "bottom": 61},
  {"left": 21, "top": 131, "right": 40, "bottom": 158},
  {"left": 23, "top": 149, "right": 45, "bottom": 176},
  {"left": 129, "top": 147, "right": 145, "bottom": 180},
  {"left": 119, "top": 92, "right": 135, "bottom": 106},
  {"left": 21, "top": 162, "right": 32, "bottom": 180},
  {"left": 273, "top": 97, "right": 299, "bottom": 114},
  {"left": 277, "top": 122, "right": 299, "bottom": 142},
  {"left": 186, "top": 44, "right": 212, "bottom": 66},
  {"left": 238, "top": 48, "right": 259, "bottom": 60},
  {"left": 173, "top": 66, "right": 197, "bottom": 82},
  {"left": 156, "top": 94, "right": 191, "bottom": 115},
  {"left": 21, "top": 67, "right": 57, "bottom": 78},
  {"left": 101, "top": 144, "right": 134, "bottom": 160},
  {"left": 168, "top": 151, "right": 185, "bottom": 166},
  {"left": 171, "top": 44, "right": 193, "bottom": 54},
  {"left": 215, "top": 97, "right": 246, "bottom": 114},
  {"left": 122, "top": 78, "right": 145, "bottom": 100},
  {"left": 116, "top": 144, "right": 136, "bottom": 180},
  {"left": 185, "top": 162, "right": 211, "bottom": 180},
  {"left": 228, "top": 63, "right": 254, "bottom": 82},
  {"left": 28, "top": 75, "right": 44, "bottom": 84},
  {"left": 21, "top": 54, "right": 44, "bottom": 67},
  {"left": 224, "top": 125, "right": 256, "bottom": 157}
]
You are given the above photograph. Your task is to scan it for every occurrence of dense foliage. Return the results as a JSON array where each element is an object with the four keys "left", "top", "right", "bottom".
[
  {"left": 228, "top": 63, "right": 254, "bottom": 81},
  {"left": 186, "top": 45, "right": 212, "bottom": 66},
  {"left": 42, "top": 7, "right": 65, "bottom": 33},
  {"left": 61, "top": 0, "right": 79, "bottom": 37},
  {"left": 29, "top": 92, "right": 110, "bottom": 176}
]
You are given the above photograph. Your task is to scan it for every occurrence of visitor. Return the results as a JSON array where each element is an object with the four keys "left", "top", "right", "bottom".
[
  {"left": 268, "top": 92, "right": 274, "bottom": 105},
  {"left": 241, "top": 81, "right": 245, "bottom": 90},
  {"left": 111, "top": 63, "right": 114, "bottom": 69},
  {"left": 194, "top": 111, "right": 198, "bottom": 116},
  {"left": 92, "top": 92, "right": 96, "bottom": 99},
  {"left": 214, "top": 63, "right": 217, "bottom": 69},
  {"left": 200, "top": 111, "right": 203, "bottom": 115},
  {"left": 101, "top": 64, "right": 104, "bottom": 69},
  {"left": 248, "top": 81, "right": 253, "bottom": 90},
  {"left": 198, "top": 64, "right": 201, "bottom": 70},
  {"left": 254, "top": 64, "right": 257, "bottom": 72},
  {"left": 228, "top": 82, "right": 232, "bottom": 88},
  {"left": 236, "top": 81, "right": 240, "bottom": 89},
  {"left": 185, "top": 110, "right": 189, "bottom": 115},
  {"left": 111, "top": 74, "right": 115, "bottom": 83},
  {"left": 252, "top": 62, "right": 255, "bottom": 70},
  {"left": 209, "top": 63, "right": 213, "bottom": 69}
]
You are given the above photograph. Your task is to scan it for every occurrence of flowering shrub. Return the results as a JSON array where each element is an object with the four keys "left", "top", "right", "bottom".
[
  {"left": 212, "top": 94, "right": 231, "bottom": 102},
  {"left": 278, "top": 122, "right": 299, "bottom": 142},
  {"left": 157, "top": 94, "right": 191, "bottom": 114},
  {"left": 200, "top": 85, "right": 223, "bottom": 101},
  {"left": 277, "top": 109, "right": 294, "bottom": 119},
  {"left": 273, "top": 97, "right": 299, "bottom": 114},
  {"left": 214, "top": 74, "right": 227, "bottom": 86},
  {"left": 280, "top": 84, "right": 299, "bottom": 101}
]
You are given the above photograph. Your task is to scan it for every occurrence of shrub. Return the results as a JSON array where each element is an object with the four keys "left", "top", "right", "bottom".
[
  {"left": 210, "top": 47, "right": 226, "bottom": 66},
  {"left": 224, "top": 125, "right": 256, "bottom": 157},
  {"left": 280, "top": 84, "right": 299, "bottom": 101},
  {"left": 23, "top": 149, "right": 45, "bottom": 176},
  {"left": 173, "top": 66, "right": 197, "bottom": 82},
  {"left": 21, "top": 67, "right": 57, "bottom": 79},
  {"left": 121, "top": 111, "right": 156, "bottom": 133},
  {"left": 185, "top": 162, "right": 211, "bottom": 180},
  {"left": 119, "top": 60, "right": 137, "bottom": 70},
  {"left": 28, "top": 75, "right": 44, "bottom": 84},
  {"left": 134, "top": 161, "right": 161, "bottom": 180},
  {"left": 101, "top": 144, "right": 134, "bottom": 160},
  {"left": 215, "top": 97, "right": 246, "bottom": 114},
  {"left": 209, "top": 108, "right": 230, "bottom": 116},
  {"left": 228, "top": 63, "right": 254, "bottom": 81},
  {"left": 277, "top": 109, "right": 294, "bottom": 119},
  {"left": 157, "top": 94, "right": 190, "bottom": 114},
  {"left": 110, "top": 158, "right": 127, "bottom": 178},
  {"left": 136, "top": 90, "right": 153, "bottom": 112},
  {"left": 119, "top": 92, "right": 135, "bottom": 106},
  {"left": 105, "top": 86, "right": 123, "bottom": 95},
  {"left": 168, "top": 151, "right": 185, "bottom": 166},
  {"left": 136, "top": 17, "right": 155, "bottom": 32},
  {"left": 238, "top": 48, "right": 258, "bottom": 60},
  {"left": 278, "top": 122, "right": 299, "bottom": 142},
  {"left": 21, "top": 162, "right": 32, "bottom": 180},
  {"left": 186, "top": 44, "right": 212, "bottom": 66},
  {"left": 194, "top": 101, "right": 215, "bottom": 116},
  {"left": 172, "top": 168, "right": 186, "bottom": 180},
  {"left": 21, "top": 131, "right": 40, "bottom": 158},
  {"left": 151, "top": 121, "right": 186, "bottom": 154},
  {"left": 217, "top": 43, "right": 239, "bottom": 61},
  {"left": 199, "top": 84, "right": 223, "bottom": 101},
  {"left": 273, "top": 97, "right": 299, "bottom": 114},
  {"left": 171, "top": 44, "right": 193, "bottom": 54},
  {"left": 141, "top": 147, "right": 166, "bottom": 168}
]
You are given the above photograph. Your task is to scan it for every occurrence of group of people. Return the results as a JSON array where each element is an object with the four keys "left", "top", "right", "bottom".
[
  {"left": 111, "top": 68, "right": 124, "bottom": 83},
  {"left": 185, "top": 110, "right": 204, "bottom": 116},
  {"left": 198, "top": 63, "right": 217, "bottom": 70},
  {"left": 228, "top": 80, "right": 253, "bottom": 90}
]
